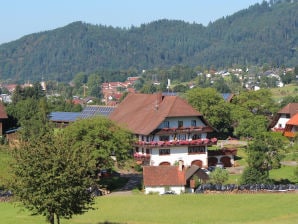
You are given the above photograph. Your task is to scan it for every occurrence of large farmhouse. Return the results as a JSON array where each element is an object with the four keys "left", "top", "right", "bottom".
[{"left": 109, "top": 93, "right": 217, "bottom": 168}]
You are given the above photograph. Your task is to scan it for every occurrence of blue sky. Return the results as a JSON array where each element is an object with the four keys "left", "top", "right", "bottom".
[{"left": 0, "top": 0, "right": 263, "bottom": 45}]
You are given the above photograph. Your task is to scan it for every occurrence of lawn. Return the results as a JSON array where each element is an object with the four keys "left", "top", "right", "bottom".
[
  {"left": 270, "top": 83, "right": 298, "bottom": 102},
  {"left": 270, "top": 165, "right": 297, "bottom": 183},
  {"left": 1, "top": 194, "right": 298, "bottom": 224},
  {"left": 0, "top": 147, "right": 12, "bottom": 188}
]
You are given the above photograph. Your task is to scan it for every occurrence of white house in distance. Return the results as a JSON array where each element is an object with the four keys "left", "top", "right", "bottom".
[
  {"left": 271, "top": 103, "right": 298, "bottom": 132},
  {"left": 109, "top": 93, "right": 217, "bottom": 169}
]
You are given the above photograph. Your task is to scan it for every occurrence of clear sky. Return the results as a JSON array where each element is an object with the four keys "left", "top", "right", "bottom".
[{"left": 0, "top": 0, "right": 264, "bottom": 45}]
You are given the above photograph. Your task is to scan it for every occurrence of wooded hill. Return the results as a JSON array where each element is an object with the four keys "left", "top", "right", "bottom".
[{"left": 0, "top": 0, "right": 298, "bottom": 83}]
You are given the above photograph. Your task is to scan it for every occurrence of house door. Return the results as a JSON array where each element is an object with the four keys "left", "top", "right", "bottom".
[
  {"left": 220, "top": 156, "right": 232, "bottom": 167},
  {"left": 208, "top": 157, "right": 217, "bottom": 166},
  {"left": 191, "top": 160, "right": 203, "bottom": 168}
]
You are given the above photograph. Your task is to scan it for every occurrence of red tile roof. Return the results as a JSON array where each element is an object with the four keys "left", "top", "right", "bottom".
[
  {"left": 143, "top": 166, "right": 186, "bottom": 186},
  {"left": 286, "top": 113, "right": 298, "bottom": 125},
  {"left": 278, "top": 103, "right": 298, "bottom": 117},
  {"left": 0, "top": 103, "right": 8, "bottom": 119},
  {"left": 109, "top": 93, "right": 209, "bottom": 135}
]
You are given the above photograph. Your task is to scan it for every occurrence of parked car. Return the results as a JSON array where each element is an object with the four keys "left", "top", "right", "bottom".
[
  {"left": 207, "top": 166, "right": 216, "bottom": 172},
  {"left": 160, "top": 190, "right": 176, "bottom": 195},
  {"left": 216, "top": 163, "right": 224, "bottom": 169},
  {"left": 201, "top": 168, "right": 210, "bottom": 175}
]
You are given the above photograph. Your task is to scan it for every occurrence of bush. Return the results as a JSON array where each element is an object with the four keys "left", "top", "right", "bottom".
[
  {"left": 209, "top": 168, "right": 229, "bottom": 185},
  {"left": 241, "top": 167, "right": 271, "bottom": 184}
]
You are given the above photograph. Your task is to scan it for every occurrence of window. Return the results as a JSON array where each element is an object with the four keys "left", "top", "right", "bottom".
[
  {"left": 178, "top": 120, "right": 183, "bottom": 128},
  {"left": 188, "top": 146, "right": 205, "bottom": 154},
  {"left": 163, "top": 121, "right": 170, "bottom": 128},
  {"left": 192, "top": 134, "right": 202, "bottom": 140},
  {"left": 159, "top": 149, "right": 170, "bottom": 155},
  {"left": 159, "top": 135, "right": 169, "bottom": 141},
  {"left": 178, "top": 134, "right": 186, "bottom": 140},
  {"left": 191, "top": 120, "right": 196, "bottom": 127}
]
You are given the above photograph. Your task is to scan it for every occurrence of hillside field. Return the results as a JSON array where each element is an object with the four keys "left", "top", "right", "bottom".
[{"left": 270, "top": 84, "right": 298, "bottom": 102}]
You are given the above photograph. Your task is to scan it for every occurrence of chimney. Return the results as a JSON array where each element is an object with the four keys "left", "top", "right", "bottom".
[
  {"left": 178, "top": 160, "right": 184, "bottom": 171},
  {"left": 154, "top": 92, "right": 163, "bottom": 111}
]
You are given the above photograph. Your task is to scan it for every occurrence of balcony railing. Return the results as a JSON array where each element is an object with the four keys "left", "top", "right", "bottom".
[
  {"left": 134, "top": 138, "right": 217, "bottom": 148},
  {"left": 158, "top": 126, "right": 214, "bottom": 134},
  {"left": 133, "top": 153, "right": 151, "bottom": 165}
]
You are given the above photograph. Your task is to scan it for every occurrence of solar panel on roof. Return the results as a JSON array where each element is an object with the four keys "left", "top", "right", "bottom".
[
  {"left": 221, "top": 93, "right": 232, "bottom": 101},
  {"left": 79, "top": 106, "right": 116, "bottom": 118},
  {"left": 49, "top": 112, "right": 81, "bottom": 122},
  {"left": 50, "top": 106, "right": 116, "bottom": 123}
]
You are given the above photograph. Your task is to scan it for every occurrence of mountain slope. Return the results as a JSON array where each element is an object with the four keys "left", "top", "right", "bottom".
[{"left": 0, "top": 1, "right": 298, "bottom": 82}]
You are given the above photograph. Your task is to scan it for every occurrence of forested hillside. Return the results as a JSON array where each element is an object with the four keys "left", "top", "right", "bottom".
[{"left": 0, "top": 1, "right": 298, "bottom": 82}]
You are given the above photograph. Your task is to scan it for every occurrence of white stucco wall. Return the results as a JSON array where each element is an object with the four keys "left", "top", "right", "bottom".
[
  {"left": 274, "top": 114, "right": 289, "bottom": 129},
  {"left": 144, "top": 186, "right": 185, "bottom": 195},
  {"left": 150, "top": 146, "right": 207, "bottom": 167},
  {"left": 157, "top": 117, "right": 205, "bottom": 129}
]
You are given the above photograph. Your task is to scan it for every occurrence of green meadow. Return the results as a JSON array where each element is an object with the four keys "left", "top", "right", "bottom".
[{"left": 1, "top": 194, "right": 298, "bottom": 224}]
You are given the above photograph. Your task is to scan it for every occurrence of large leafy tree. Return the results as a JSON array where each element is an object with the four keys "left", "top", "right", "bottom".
[
  {"left": 233, "top": 114, "right": 268, "bottom": 138},
  {"left": 185, "top": 87, "right": 233, "bottom": 138},
  {"left": 241, "top": 132, "right": 284, "bottom": 184},
  {"left": 10, "top": 130, "right": 97, "bottom": 224},
  {"left": 230, "top": 89, "right": 279, "bottom": 139},
  {"left": 61, "top": 116, "right": 134, "bottom": 169},
  {"left": 231, "top": 89, "right": 278, "bottom": 116}
]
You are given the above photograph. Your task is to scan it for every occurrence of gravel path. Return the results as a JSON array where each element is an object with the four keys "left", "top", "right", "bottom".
[{"left": 109, "top": 173, "right": 143, "bottom": 196}]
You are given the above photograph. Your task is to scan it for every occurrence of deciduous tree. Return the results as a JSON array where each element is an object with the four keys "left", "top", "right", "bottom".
[
  {"left": 241, "top": 132, "right": 284, "bottom": 184},
  {"left": 10, "top": 130, "right": 96, "bottom": 224},
  {"left": 61, "top": 116, "right": 134, "bottom": 169},
  {"left": 185, "top": 87, "right": 233, "bottom": 138}
]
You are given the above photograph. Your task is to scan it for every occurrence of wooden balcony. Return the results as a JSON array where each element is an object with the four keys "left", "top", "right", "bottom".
[
  {"left": 156, "top": 126, "right": 214, "bottom": 135},
  {"left": 134, "top": 138, "right": 218, "bottom": 148}
]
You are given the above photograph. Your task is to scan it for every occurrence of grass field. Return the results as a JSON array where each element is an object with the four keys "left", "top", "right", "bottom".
[
  {"left": 1, "top": 194, "right": 298, "bottom": 224},
  {"left": 270, "top": 84, "right": 298, "bottom": 102},
  {"left": 0, "top": 147, "right": 11, "bottom": 188}
]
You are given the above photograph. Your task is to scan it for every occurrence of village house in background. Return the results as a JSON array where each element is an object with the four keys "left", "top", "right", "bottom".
[
  {"left": 283, "top": 112, "right": 298, "bottom": 138},
  {"left": 270, "top": 103, "right": 298, "bottom": 132},
  {"left": 101, "top": 76, "right": 139, "bottom": 105}
]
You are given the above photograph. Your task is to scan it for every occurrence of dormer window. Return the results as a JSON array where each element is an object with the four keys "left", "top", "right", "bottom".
[{"left": 178, "top": 120, "right": 183, "bottom": 128}]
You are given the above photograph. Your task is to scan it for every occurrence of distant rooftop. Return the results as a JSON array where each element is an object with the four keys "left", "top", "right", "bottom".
[{"left": 221, "top": 93, "right": 234, "bottom": 102}]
